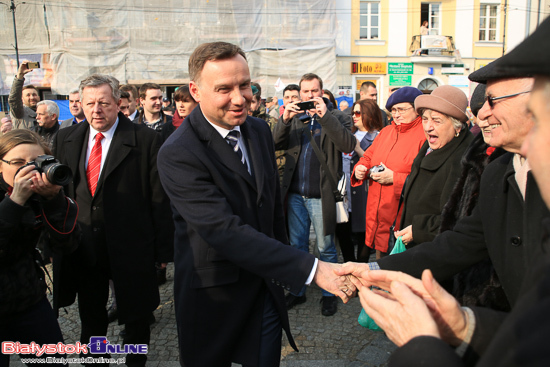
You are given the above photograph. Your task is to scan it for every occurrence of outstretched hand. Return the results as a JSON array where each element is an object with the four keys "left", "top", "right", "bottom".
[{"left": 313, "top": 261, "right": 357, "bottom": 303}]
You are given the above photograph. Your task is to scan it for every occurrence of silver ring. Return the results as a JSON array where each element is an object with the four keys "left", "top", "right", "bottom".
[{"left": 28, "top": 178, "right": 33, "bottom": 182}]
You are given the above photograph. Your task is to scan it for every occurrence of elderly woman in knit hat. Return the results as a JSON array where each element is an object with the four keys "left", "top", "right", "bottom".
[
  {"left": 394, "top": 85, "right": 474, "bottom": 247},
  {"left": 352, "top": 87, "right": 426, "bottom": 259}
]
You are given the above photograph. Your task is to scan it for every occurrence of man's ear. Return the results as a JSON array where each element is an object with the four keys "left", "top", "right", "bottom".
[{"left": 189, "top": 81, "right": 201, "bottom": 103}]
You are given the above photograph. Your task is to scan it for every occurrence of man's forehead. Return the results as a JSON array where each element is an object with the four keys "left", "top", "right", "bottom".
[
  {"left": 301, "top": 79, "right": 320, "bottom": 90},
  {"left": 145, "top": 89, "right": 162, "bottom": 97}
]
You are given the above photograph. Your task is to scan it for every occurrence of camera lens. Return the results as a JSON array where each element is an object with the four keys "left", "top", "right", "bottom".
[{"left": 44, "top": 163, "right": 73, "bottom": 186}]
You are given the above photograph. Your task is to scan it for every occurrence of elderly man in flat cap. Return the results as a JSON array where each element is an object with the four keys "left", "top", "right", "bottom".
[{"left": 337, "top": 17, "right": 550, "bottom": 366}]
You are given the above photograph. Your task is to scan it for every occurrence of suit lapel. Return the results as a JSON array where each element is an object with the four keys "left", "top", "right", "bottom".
[
  {"left": 96, "top": 115, "right": 135, "bottom": 194},
  {"left": 189, "top": 107, "right": 256, "bottom": 190},
  {"left": 63, "top": 122, "right": 89, "bottom": 185},
  {"left": 241, "top": 122, "right": 263, "bottom": 202}
]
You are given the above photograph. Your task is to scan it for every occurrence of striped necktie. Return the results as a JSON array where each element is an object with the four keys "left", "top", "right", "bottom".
[
  {"left": 86, "top": 132, "right": 104, "bottom": 196},
  {"left": 225, "top": 130, "right": 246, "bottom": 167}
]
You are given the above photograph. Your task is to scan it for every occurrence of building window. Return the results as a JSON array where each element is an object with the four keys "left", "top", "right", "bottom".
[
  {"left": 421, "top": 3, "right": 441, "bottom": 35},
  {"left": 479, "top": 4, "right": 499, "bottom": 41},
  {"left": 359, "top": 1, "right": 380, "bottom": 39},
  {"left": 418, "top": 78, "right": 439, "bottom": 94}
]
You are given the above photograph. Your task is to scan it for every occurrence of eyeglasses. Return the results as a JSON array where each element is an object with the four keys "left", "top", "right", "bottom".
[
  {"left": 0, "top": 158, "right": 29, "bottom": 167},
  {"left": 353, "top": 111, "right": 362, "bottom": 117},
  {"left": 486, "top": 91, "right": 531, "bottom": 108},
  {"left": 391, "top": 107, "right": 413, "bottom": 115}
]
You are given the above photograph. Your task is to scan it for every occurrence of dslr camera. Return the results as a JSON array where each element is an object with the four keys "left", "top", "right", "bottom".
[
  {"left": 369, "top": 165, "right": 385, "bottom": 174},
  {"left": 17, "top": 155, "right": 73, "bottom": 186}
]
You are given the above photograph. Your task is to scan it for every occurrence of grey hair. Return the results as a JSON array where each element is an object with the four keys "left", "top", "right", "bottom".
[
  {"left": 69, "top": 88, "right": 80, "bottom": 96},
  {"left": 419, "top": 108, "right": 465, "bottom": 131},
  {"left": 36, "top": 100, "right": 59, "bottom": 117},
  {"left": 79, "top": 74, "right": 121, "bottom": 102}
]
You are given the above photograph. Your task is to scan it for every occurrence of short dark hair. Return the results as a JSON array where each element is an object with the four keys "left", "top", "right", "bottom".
[
  {"left": 173, "top": 84, "right": 196, "bottom": 103},
  {"left": 323, "top": 89, "right": 337, "bottom": 108},
  {"left": 299, "top": 73, "right": 323, "bottom": 90},
  {"left": 139, "top": 83, "right": 162, "bottom": 100},
  {"left": 360, "top": 81, "right": 376, "bottom": 92},
  {"left": 120, "top": 84, "right": 138, "bottom": 101},
  {"left": 354, "top": 99, "right": 383, "bottom": 132},
  {"left": 120, "top": 90, "right": 131, "bottom": 100},
  {"left": 189, "top": 42, "right": 247, "bottom": 84},
  {"left": 22, "top": 85, "right": 38, "bottom": 92},
  {"left": 283, "top": 84, "right": 300, "bottom": 94}
]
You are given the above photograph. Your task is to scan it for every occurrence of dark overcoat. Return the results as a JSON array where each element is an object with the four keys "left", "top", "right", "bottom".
[
  {"left": 157, "top": 107, "right": 315, "bottom": 367},
  {"left": 378, "top": 152, "right": 550, "bottom": 307},
  {"left": 52, "top": 113, "right": 173, "bottom": 323},
  {"left": 399, "top": 128, "right": 473, "bottom": 246},
  {"left": 273, "top": 109, "right": 355, "bottom": 236},
  {"left": 386, "top": 218, "right": 550, "bottom": 367}
]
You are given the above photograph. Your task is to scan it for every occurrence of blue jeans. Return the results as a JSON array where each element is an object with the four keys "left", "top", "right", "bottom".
[{"left": 287, "top": 193, "right": 338, "bottom": 297}]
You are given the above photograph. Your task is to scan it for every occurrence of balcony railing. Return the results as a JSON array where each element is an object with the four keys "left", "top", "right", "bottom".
[{"left": 409, "top": 35, "right": 457, "bottom": 63}]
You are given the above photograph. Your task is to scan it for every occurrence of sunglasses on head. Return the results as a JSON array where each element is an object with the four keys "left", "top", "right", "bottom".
[{"left": 485, "top": 90, "right": 530, "bottom": 108}]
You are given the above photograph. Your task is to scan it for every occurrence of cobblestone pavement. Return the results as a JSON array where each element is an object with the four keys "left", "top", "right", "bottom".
[{"left": 11, "top": 242, "right": 397, "bottom": 366}]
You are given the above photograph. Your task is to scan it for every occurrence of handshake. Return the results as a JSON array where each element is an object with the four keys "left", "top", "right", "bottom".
[{"left": 316, "top": 261, "right": 470, "bottom": 348}]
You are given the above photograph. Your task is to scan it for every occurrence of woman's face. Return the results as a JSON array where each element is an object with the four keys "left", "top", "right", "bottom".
[
  {"left": 422, "top": 109, "right": 459, "bottom": 150},
  {"left": 0, "top": 144, "right": 45, "bottom": 187},
  {"left": 175, "top": 98, "right": 198, "bottom": 119},
  {"left": 391, "top": 102, "right": 418, "bottom": 125},
  {"left": 352, "top": 104, "right": 367, "bottom": 131}
]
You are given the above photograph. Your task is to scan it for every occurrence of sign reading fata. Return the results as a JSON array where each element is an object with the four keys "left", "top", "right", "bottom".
[{"left": 351, "top": 62, "right": 386, "bottom": 75}]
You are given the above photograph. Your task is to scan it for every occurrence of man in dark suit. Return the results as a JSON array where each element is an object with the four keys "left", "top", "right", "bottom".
[
  {"left": 157, "top": 42, "right": 355, "bottom": 367},
  {"left": 60, "top": 88, "right": 86, "bottom": 129},
  {"left": 52, "top": 74, "right": 173, "bottom": 367}
]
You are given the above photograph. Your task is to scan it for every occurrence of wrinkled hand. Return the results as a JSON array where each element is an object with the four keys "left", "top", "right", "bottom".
[
  {"left": 361, "top": 269, "right": 469, "bottom": 346},
  {"left": 334, "top": 262, "right": 373, "bottom": 288},
  {"left": 370, "top": 162, "right": 393, "bottom": 185},
  {"left": 313, "top": 261, "right": 357, "bottom": 303},
  {"left": 358, "top": 280, "right": 440, "bottom": 347},
  {"left": 394, "top": 225, "right": 413, "bottom": 244},
  {"left": 354, "top": 165, "right": 368, "bottom": 181}
]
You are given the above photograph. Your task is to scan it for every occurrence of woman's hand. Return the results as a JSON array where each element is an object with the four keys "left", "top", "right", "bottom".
[
  {"left": 370, "top": 162, "right": 393, "bottom": 185},
  {"left": 354, "top": 165, "right": 368, "bottom": 180},
  {"left": 395, "top": 225, "right": 413, "bottom": 244},
  {"left": 31, "top": 172, "right": 62, "bottom": 200},
  {"left": 10, "top": 164, "right": 40, "bottom": 206}
]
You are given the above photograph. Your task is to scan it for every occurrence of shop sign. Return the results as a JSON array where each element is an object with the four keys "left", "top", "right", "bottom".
[
  {"left": 351, "top": 62, "right": 386, "bottom": 74},
  {"left": 389, "top": 75, "right": 412, "bottom": 86},
  {"left": 388, "top": 63, "right": 413, "bottom": 75}
]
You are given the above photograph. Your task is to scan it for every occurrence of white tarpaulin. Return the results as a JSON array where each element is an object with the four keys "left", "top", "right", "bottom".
[{"left": 1, "top": 0, "right": 337, "bottom": 96}]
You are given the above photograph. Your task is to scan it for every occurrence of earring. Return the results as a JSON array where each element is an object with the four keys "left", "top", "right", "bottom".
[{"left": 455, "top": 131, "right": 459, "bottom": 137}]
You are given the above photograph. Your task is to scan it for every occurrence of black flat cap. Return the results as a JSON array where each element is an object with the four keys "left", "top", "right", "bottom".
[{"left": 469, "top": 17, "right": 550, "bottom": 83}]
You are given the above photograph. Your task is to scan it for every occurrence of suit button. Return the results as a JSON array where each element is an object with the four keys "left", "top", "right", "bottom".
[
  {"left": 352, "top": 191, "right": 356, "bottom": 195},
  {"left": 93, "top": 228, "right": 98, "bottom": 232},
  {"left": 294, "top": 152, "right": 298, "bottom": 155},
  {"left": 271, "top": 279, "right": 275, "bottom": 283},
  {"left": 258, "top": 201, "right": 263, "bottom": 208},
  {"left": 511, "top": 236, "right": 522, "bottom": 246},
  {"left": 92, "top": 206, "right": 97, "bottom": 210},
  {"left": 276, "top": 281, "right": 280, "bottom": 286}
]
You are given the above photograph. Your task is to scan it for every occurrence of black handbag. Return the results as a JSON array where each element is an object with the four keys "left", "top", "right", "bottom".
[{"left": 387, "top": 176, "right": 408, "bottom": 254}]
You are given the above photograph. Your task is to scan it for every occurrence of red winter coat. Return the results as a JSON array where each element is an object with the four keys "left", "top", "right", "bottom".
[{"left": 351, "top": 116, "right": 426, "bottom": 253}]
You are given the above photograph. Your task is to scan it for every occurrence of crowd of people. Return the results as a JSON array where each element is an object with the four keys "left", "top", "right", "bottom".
[{"left": 0, "top": 16, "right": 549, "bottom": 367}]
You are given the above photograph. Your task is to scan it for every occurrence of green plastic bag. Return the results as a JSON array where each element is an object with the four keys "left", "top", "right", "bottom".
[
  {"left": 389, "top": 236, "right": 406, "bottom": 255},
  {"left": 358, "top": 236, "right": 405, "bottom": 330}
]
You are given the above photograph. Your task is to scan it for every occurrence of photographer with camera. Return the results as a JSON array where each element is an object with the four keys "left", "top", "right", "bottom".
[{"left": 0, "top": 129, "right": 78, "bottom": 366}]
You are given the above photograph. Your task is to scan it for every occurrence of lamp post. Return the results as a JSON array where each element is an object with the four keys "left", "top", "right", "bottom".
[{"left": 10, "top": 0, "right": 20, "bottom": 67}]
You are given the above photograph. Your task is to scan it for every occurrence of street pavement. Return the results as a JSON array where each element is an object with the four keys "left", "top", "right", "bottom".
[{"left": 11, "top": 240, "right": 397, "bottom": 366}]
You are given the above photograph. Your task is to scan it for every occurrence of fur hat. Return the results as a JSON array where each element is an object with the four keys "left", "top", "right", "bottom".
[
  {"left": 414, "top": 85, "right": 469, "bottom": 122},
  {"left": 469, "top": 17, "right": 550, "bottom": 83},
  {"left": 385, "top": 87, "right": 423, "bottom": 111}
]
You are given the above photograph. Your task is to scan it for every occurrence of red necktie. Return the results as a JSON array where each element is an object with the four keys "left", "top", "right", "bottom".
[{"left": 87, "top": 132, "right": 104, "bottom": 196}]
